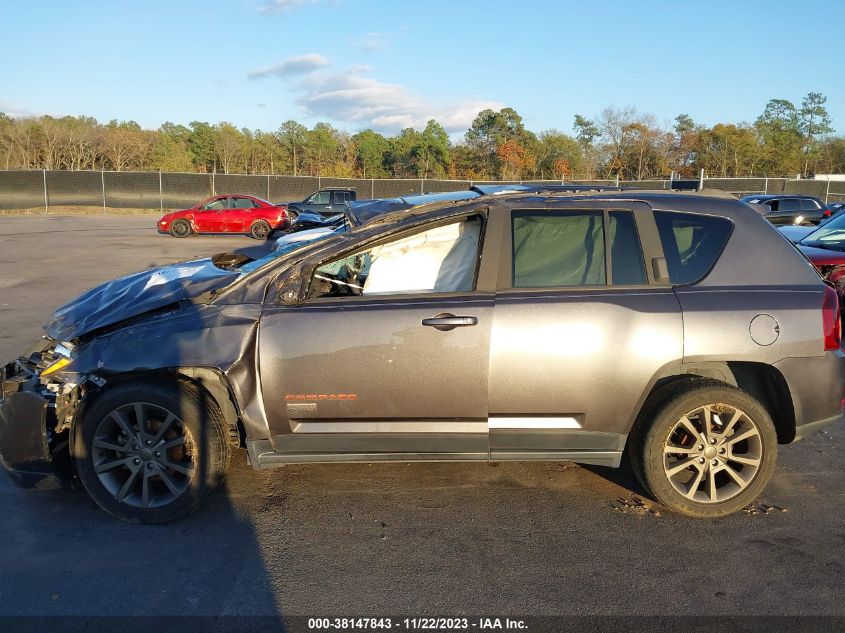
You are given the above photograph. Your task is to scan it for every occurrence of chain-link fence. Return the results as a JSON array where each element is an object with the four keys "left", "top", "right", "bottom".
[{"left": 1, "top": 169, "right": 845, "bottom": 212}]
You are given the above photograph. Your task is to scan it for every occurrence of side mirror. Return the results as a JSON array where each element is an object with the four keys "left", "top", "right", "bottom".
[{"left": 651, "top": 257, "right": 671, "bottom": 284}]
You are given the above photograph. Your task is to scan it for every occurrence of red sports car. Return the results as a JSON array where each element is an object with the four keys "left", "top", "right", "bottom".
[{"left": 158, "top": 195, "right": 288, "bottom": 239}]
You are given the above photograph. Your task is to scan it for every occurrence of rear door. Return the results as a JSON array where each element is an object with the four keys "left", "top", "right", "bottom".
[
  {"left": 773, "top": 198, "right": 802, "bottom": 224},
  {"left": 332, "top": 190, "right": 350, "bottom": 211},
  {"left": 226, "top": 196, "right": 257, "bottom": 232},
  {"left": 800, "top": 198, "right": 822, "bottom": 222},
  {"left": 487, "top": 201, "right": 684, "bottom": 465}
]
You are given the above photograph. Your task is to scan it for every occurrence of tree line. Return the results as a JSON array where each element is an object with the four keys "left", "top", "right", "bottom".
[{"left": 1, "top": 92, "right": 842, "bottom": 180}]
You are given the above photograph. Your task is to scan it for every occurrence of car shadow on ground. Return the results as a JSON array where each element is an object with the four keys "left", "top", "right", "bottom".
[{"left": 0, "top": 470, "right": 282, "bottom": 619}]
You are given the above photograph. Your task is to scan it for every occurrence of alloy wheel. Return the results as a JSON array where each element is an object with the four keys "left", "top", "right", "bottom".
[
  {"left": 91, "top": 402, "right": 196, "bottom": 508},
  {"left": 172, "top": 221, "right": 190, "bottom": 237},
  {"left": 662, "top": 403, "right": 763, "bottom": 503}
]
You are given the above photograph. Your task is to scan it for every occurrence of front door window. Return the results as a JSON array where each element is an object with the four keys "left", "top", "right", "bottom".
[{"left": 307, "top": 219, "right": 482, "bottom": 299}]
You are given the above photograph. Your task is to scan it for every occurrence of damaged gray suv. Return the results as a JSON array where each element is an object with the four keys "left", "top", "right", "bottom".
[{"left": 2, "top": 190, "right": 844, "bottom": 522}]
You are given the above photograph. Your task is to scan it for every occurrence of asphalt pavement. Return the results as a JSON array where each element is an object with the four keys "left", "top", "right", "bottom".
[{"left": 0, "top": 216, "right": 843, "bottom": 621}]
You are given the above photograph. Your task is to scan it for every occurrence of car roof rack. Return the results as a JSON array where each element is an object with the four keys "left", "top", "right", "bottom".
[{"left": 470, "top": 184, "right": 624, "bottom": 196}]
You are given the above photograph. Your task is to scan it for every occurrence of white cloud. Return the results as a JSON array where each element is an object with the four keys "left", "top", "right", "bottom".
[
  {"left": 257, "top": 0, "right": 322, "bottom": 13},
  {"left": 248, "top": 53, "right": 330, "bottom": 79},
  {"left": 359, "top": 32, "right": 385, "bottom": 52},
  {"left": 0, "top": 99, "right": 34, "bottom": 118},
  {"left": 294, "top": 68, "right": 503, "bottom": 133}
]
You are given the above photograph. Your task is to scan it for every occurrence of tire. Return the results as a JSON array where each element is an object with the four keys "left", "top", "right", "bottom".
[
  {"left": 170, "top": 219, "right": 191, "bottom": 238},
  {"left": 631, "top": 378, "right": 778, "bottom": 518},
  {"left": 249, "top": 220, "right": 271, "bottom": 240},
  {"left": 73, "top": 380, "right": 229, "bottom": 524}
]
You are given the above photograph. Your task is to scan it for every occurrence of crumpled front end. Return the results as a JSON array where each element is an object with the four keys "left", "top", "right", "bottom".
[{"left": 0, "top": 342, "right": 77, "bottom": 488}]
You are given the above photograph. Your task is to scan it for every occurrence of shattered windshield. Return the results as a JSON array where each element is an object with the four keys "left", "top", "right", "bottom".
[{"left": 233, "top": 229, "right": 341, "bottom": 274}]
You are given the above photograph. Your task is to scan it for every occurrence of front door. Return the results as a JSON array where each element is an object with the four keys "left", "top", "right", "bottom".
[
  {"left": 193, "top": 197, "right": 229, "bottom": 232},
  {"left": 302, "top": 190, "right": 333, "bottom": 216},
  {"left": 257, "top": 213, "right": 496, "bottom": 459}
]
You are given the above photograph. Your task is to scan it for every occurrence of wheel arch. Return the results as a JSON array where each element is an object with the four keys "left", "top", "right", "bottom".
[
  {"left": 171, "top": 217, "right": 195, "bottom": 235},
  {"left": 632, "top": 361, "right": 796, "bottom": 445},
  {"left": 74, "top": 368, "right": 243, "bottom": 448}
]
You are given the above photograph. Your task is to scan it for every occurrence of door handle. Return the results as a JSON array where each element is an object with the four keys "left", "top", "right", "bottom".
[{"left": 421, "top": 313, "right": 478, "bottom": 331}]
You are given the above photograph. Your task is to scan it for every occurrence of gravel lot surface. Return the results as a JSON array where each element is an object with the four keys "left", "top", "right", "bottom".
[{"left": 0, "top": 216, "right": 843, "bottom": 620}]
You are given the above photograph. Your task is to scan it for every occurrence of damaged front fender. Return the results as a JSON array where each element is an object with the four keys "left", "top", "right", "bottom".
[
  {"left": 1, "top": 301, "right": 268, "bottom": 488},
  {"left": 62, "top": 301, "right": 269, "bottom": 444},
  {"left": 0, "top": 359, "right": 74, "bottom": 487}
]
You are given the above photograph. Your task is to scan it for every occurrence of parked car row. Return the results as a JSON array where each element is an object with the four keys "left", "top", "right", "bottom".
[
  {"left": 740, "top": 194, "right": 840, "bottom": 226},
  {"left": 3, "top": 185, "right": 843, "bottom": 524},
  {"left": 155, "top": 184, "right": 623, "bottom": 240},
  {"left": 777, "top": 210, "right": 845, "bottom": 301},
  {"left": 156, "top": 188, "right": 361, "bottom": 240}
]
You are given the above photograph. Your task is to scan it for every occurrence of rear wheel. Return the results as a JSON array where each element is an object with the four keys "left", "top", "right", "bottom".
[
  {"left": 633, "top": 380, "right": 777, "bottom": 518},
  {"left": 170, "top": 219, "right": 191, "bottom": 238},
  {"left": 73, "top": 380, "right": 229, "bottom": 523},
  {"left": 249, "top": 220, "right": 271, "bottom": 240}
]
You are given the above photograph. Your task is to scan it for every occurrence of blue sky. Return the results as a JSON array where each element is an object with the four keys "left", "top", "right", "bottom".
[{"left": 2, "top": 0, "right": 843, "bottom": 136}]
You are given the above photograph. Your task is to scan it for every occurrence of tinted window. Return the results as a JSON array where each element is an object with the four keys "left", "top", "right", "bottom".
[
  {"left": 654, "top": 211, "right": 732, "bottom": 285},
  {"left": 333, "top": 191, "right": 349, "bottom": 204},
  {"left": 512, "top": 212, "right": 605, "bottom": 287},
  {"left": 609, "top": 211, "right": 647, "bottom": 285},
  {"left": 779, "top": 198, "right": 801, "bottom": 212},
  {"left": 800, "top": 198, "right": 820, "bottom": 211}
]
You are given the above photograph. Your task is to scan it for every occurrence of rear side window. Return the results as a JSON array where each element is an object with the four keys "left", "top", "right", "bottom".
[
  {"left": 512, "top": 212, "right": 606, "bottom": 287},
  {"left": 609, "top": 211, "right": 647, "bottom": 285},
  {"left": 779, "top": 198, "right": 801, "bottom": 212},
  {"left": 654, "top": 211, "right": 732, "bottom": 285},
  {"left": 231, "top": 197, "right": 256, "bottom": 209},
  {"left": 800, "top": 198, "right": 820, "bottom": 211}
]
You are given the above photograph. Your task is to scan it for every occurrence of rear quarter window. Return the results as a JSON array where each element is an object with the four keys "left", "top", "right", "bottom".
[{"left": 654, "top": 211, "right": 733, "bottom": 285}]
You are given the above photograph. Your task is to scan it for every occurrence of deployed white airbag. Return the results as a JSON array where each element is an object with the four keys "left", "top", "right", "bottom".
[{"left": 363, "top": 220, "right": 481, "bottom": 294}]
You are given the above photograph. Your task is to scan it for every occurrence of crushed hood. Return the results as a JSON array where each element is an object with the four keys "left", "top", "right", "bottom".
[{"left": 44, "top": 258, "right": 239, "bottom": 341}]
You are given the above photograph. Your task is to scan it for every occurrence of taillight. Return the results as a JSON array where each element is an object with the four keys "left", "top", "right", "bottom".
[
  {"left": 823, "top": 284, "right": 841, "bottom": 351},
  {"left": 823, "top": 208, "right": 832, "bottom": 218}
]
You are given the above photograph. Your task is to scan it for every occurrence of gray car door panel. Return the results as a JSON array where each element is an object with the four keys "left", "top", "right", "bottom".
[
  {"left": 259, "top": 296, "right": 493, "bottom": 455},
  {"left": 488, "top": 288, "right": 684, "bottom": 442},
  {"left": 256, "top": 211, "right": 498, "bottom": 458},
  {"left": 487, "top": 201, "right": 685, "bottom": 459}
]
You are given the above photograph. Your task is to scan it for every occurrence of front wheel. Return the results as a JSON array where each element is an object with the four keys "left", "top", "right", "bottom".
[
  {"left": 73, "top": 380, "right": 229, "bottom": 523},
  {"left": 170, "top": 219, "right": 192, "bottom": 238},
  {"left": 633, "top": 380, "right": 778, "bottom": 518}
]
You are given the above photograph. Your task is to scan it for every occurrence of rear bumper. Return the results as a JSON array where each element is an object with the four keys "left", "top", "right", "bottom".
[
  {"left": 0, "top": 359, "right": 62, "bottom": 488},
  {"left": 775, "top": 349, "right": 845, "bottom": 441}
]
